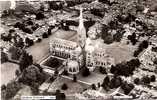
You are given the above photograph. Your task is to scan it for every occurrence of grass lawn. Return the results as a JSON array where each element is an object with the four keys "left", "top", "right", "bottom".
[
  {"left": 47, "top": 76, "right": 89, "bottom": 95},
  {"left": 1, "top": 62, "right": 19, "bottom": 85},
  {"left": 105, "top": 42, "right": 137, "bottom": 64},
  {"left": 26, "top": 29, "right": 77, "bottom": 62}
]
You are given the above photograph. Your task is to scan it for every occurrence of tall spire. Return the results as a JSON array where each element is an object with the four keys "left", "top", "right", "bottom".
[{"left": 77, "top": 7, "right": 86, "bottom": 48}]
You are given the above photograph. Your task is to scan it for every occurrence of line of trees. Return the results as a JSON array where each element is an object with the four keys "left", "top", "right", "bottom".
[
  {"left": 110, "top": 59, "right": 140, "bottom": 76},
  {"left": 134, "top": 40, "right": 149, "bottom": 57}
]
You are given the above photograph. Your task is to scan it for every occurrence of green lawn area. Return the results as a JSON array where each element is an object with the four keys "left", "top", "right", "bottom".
[
  {"left": 1, "top": 62, "right": 19, "bottom": 85},
  {"left": 26, "top": 29, "right": 77, "bottom": 62},
  {"left": 47, "top": 76, "right": 89, "bottom": 95},
  {"left": 105, "top": 42, "right": 137, "bottom": 64}
]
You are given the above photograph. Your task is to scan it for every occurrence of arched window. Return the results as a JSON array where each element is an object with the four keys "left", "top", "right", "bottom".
[
  {"left": 73, "top": 68, "right": 76, "bottom": 72},
  {"left": 69, "top": 68, "right": 72, "bottom": 72}
]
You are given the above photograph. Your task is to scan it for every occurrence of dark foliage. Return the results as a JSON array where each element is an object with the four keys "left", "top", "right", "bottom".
[
  {"left": 99, "top": 66, "right": 107, "bottom": 74},
  {"left": 1, "top": 33, "right": 12, "bottom": 42},
  {"left": 9, "top": 29, "right": 15, "bottom": 33},
  {"left": 26, "top": 20, "right": 33, "bottom": 25},
  {"left": 1, "top": 84, "right": 6, "bottom": 91},
  {"left": 121, "top": 82, "right": 134, "bottom": 95},
  {"left": 3, "top": 81, "right": 22, "bottom": 99},
  {"left": 134, "top": 40, "right": 149, "bottom": 57},
  {"left": 150, "top": 75, "right": 156, "bottom": 82},
  {"left": 110, "top": 59, "right": 140, "bottom": 76},
  {"left": 109, "top": 76, "right": 122, "bottom": 89},
  {"left": 101, "top": 76, "right": 110, "bottom": 90},
  {"left": 127, "top": 33, "right": 137, "bottom": 45},
  {"left": 91, "top": 84, "right": 96, "bottom": 90},
  {"left": 36, "top": 38, "right": 42, "bottom": 43},
  {"left": 25, "top": 38, "right": 34, "bottom": 47},
  {"left": 152, "top": 47, "right": 157, "bottom": 52},
  {"left": 1, "top": 52, "right": 8, "bottom": 63},
  {"left": 48, "top": 2, "right": 63, "bottom": 10},
  {"left": 42, "top": 33, "right": 48, "bottom": 38},
  {"left": 73, "top": 75, "right": 77, "bottom": 82},
  {"left": 82, "top": 67, "right": 90, "bottom": 77},
  {"left": 14, "top": 37, "right": 24, "bottom": 48},
  {"left": 141, "top": 76, "right": 151, "bottom": 84},
  {"left": 36, "top": 12, "right": 45, "bottom": 20},
  {"left": 101, "top": 25, "right": 113, "bottom": 44},
  {"left": 22, "top": 27, "right": 33, "bottom": 34},
  {"left": 14, "top": 22, "right": 25, "bottom": 30},
  {"left": 62, "top": 70, "right": 69, "bottom": 76},
  {"left": 91, "top": 8, "right": 104, "bottom": 18},
  {"left": 84, "top": 20, "right": 96, "bottom": 32},
  {"left": 19, "top": 65, "right": 46, "bottom": 88},
  {"left": 134, "top": 78, "right": 140, "bottom": 85},
  {"left": 9, "top": 46, "right": 21, "bottom": 60},
  {"left": 19, "top": 51, "right": 33, "bottom": 71},
  {"left": 61, "top": 83, "right": 68, "bottom": 90},
  {"left": 154, "top": 58, "right": 157, "bottom": 65}
]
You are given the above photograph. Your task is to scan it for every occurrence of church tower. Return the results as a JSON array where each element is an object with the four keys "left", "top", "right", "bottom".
[{"left": 77, "top": 7, "right": 86, "bottom": 49}]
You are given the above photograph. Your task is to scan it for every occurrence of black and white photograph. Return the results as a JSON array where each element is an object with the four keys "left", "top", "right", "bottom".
[{"left": 0, "top": 0, "right": 157, "bottom": 100}]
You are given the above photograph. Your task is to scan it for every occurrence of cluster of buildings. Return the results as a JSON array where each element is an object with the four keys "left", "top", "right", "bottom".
[
  {"left": 139, "top": 44, "right": 157, "bottom": 71},
  {"left": 49, "top": 7, "right": 114, "bottom": 75}
]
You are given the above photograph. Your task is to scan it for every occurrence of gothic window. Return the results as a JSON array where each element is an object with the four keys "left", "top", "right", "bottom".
[
  {"left": 73, "top": 68, "right": 76, "bottom": 72},
  {"left": 69, "top": 68, "right": 72, "bottom": 72}
]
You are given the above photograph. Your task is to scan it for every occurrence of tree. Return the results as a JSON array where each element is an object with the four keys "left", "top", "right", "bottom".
[
  {"left": 1, "top": 84, "right": 6, "bottom": 91},
  {"left": 15, "top": 69, "right": 20, "bottom": 77},
  {"left": 101, "top": 25, "right": 113, "bottom": 44},
  {"left": 14, "top": 37, "right": 24, "bottom": 48},
  {"left": 121, "top": 82, "right": 134, "bottom": 95},
  {"left": 133, "top": 50, "right": 140, "bottom": 57},
  {"left": 153, "top": 58, "right": 157, "bottom": 65},
  {"left": 99, "top": 66, "right": 107, "bottom": 74},
  {"left": 3, "top": 81, "right": 22, "bottom": 99},
  {"left": 63, "top": 70, "right": 68, "bottom": 76},
  {"left": 109, "top": 76, "right": 122, "bottom": 89},
  {"left": 61, "top": 83, "right": 68, "bottom": 90},
  {"left": 36, "top": 12, "right": 45, "bottom": 20},
  {"left": 25, "top": 38, "right": 34, "bottom": 47},
  {"left": 22, "top": 27, "right": 32, "bottom": 34},
  {"left": 101, "top": 76, "right": 110, "bottom": 90},
  {"left": 26, "top": 20, "right": 33, "bottom": 25},
  {"left": 9, "top": 46, "right": 21, "bottom": 60},
  {"left": 82, "top": 67, "right": 90, "bottom": 77},
  {"left": 134, "top": 78, "right": 140, "bottom": 85},
  {"left": 19, "top": 51, "right": 33, "bottom": 71},
  {"left": 73, "top": 75, "right": 77, "bottom": 82},
  {"left": 139, "top": 40, "right": 149, "bottom": 49},
  {"left": 127, "top": 33, "right": 137, "bottom": 45},
  {"left": 42, "top": 33, "right": 48, "bottom": 38},
  {"left": 91, "top": 84, "right": 96, "bottom": 90},
  {"left": 9, "top": 29, "right": 15, "bottom": 33},
  {"left": 142, "top": 76, "right": 150, "bottom": 84},
  {"left": 19, "top": 65, "right": 46, "bottom": 87},
  {"left": 150, "top": 75, "right": 156, "bottom": 82},
  {"left": 127, "top": 59, "right": 141, "bottom": 68},
  {"left": 1, "top": 52, "right": 8, "bottom": 63}
]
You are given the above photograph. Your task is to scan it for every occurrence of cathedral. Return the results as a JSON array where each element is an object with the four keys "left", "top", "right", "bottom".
[{"left": 49, "top": 7, "right": 114, "bottom": 74}]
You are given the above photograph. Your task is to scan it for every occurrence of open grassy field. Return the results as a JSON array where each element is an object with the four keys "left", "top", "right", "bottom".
[
  {"left": 1, "top": 62, "right": 19, "bottom": 85},
  {"left": 105, "top": 42, "right": 137, "bottom": 64},
  {"left": 47, "top": 76, "right": 89, "bottom": 95}
]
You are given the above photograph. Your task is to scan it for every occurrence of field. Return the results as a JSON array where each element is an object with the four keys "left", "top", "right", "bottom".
[
  {"left": 105, "top": 42, "right": 137, "bottom": 64},
  {"left": 47, "top": 76, "right": 89, "bottom": 95},
  {"left": 1, "top": 62, "right": 19, "bottom": 85}
]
